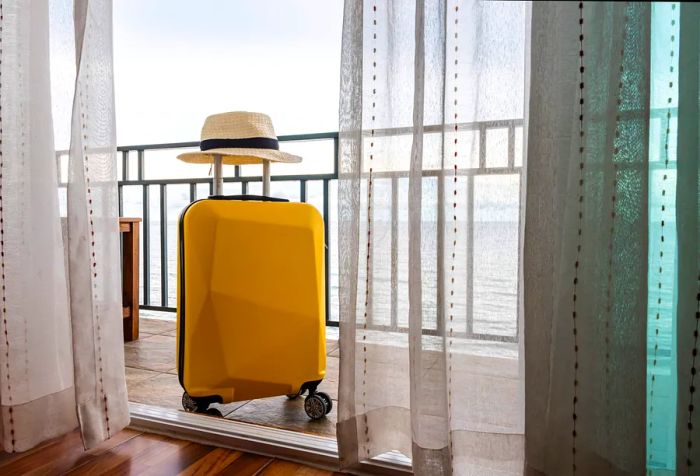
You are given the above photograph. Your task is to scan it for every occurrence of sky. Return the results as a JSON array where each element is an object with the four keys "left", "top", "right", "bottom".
[
  {"left": 108, "top": 0, "right": 523, "bottom": 215},
  {"left": 113, "top": 0, "right": 344, "bottom": 146}
]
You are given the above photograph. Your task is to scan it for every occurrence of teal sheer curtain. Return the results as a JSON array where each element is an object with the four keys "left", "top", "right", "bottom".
[
  {"left": 647, "top": 3, "right": 700, "bottom": 475},
  {"left": 646, "top": 3, "right": 700, "bottom": 475},
  {"left": 525, "top": 2, "right": 700, "bottom": 474},
  {"left": 646, "top": 2, "right": 680, "bottom": 473}
]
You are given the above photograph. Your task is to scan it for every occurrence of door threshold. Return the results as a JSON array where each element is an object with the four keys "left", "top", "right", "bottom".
[{"left": 128, "top": 402, "right": 412, "bottom": 475}]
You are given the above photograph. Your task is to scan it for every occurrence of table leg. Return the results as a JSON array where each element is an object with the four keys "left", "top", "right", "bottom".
[{"left": 122, "top": 221, "right": 140, "bottom": 341}]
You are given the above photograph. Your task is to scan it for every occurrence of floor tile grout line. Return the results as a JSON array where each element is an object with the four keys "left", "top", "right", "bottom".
[
  {"left": 125, "top": 363, "right": 174, "bottom": 373},
  {"left": 125, "top": 370, "right": 163, "bottom": 381}
]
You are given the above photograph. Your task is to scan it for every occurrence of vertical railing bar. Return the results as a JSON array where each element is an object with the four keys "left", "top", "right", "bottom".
[
  {"left": 323, "top": 179, "right": 331, "bottom": 325},
  {"left": 390, "top": 176, "right": 398, "bottom": 331},
  {"left": 300, "top": 180, "right": 307, "bottom": 203},
  {"left": 465, "top": 174, "right": 475, "bottom": 336},
  {"left": 55, "top": 153, "right": 63, "bottom": 187},
  {"left": 241, "top": 181, "right": 248, "bottom": 195},
  {"left": 142, "top": 184, "right": 150, "bottom": 306},
  {"left": 516, "top": 167, "right": 524, "bottom": 343},
  {"left": 508, "top": 121, "right": 515, "bottom": 169},
  {"left": 137, "top": 149, "right": 145, "bottom": 181},
  {"left": 122, "top": 150, "right": 129, "bottom": 181},
  {"left": 118, "top": 184, "right": 124, "bottom": 217},
  {"left": 479, "top": 125, "right": 487, "bottom": 170},
  {"left": 436, "top": 172, "right": 445, "bottom": 335},
  {"left": 189, "top": 182, "right": 196, "bottom": 202},
  {"left": 333, "top": 135, "right": 339, "bottom": 178},
  {"left": 235, "top": 165, "right": 241, "bottom": 178},
  {"left": 209, "top": 179, "right": 214, "bottom": 196},
  {"left": 328, "top": 134, "right": 338, "bottom": 326},
  {"left": 160, "top": 184, "right": 168, "bottom": 308}
]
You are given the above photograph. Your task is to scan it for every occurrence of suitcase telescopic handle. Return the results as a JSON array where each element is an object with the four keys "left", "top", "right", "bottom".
[
  {"left": 212, "top": 154, "right": 272, "bottom": 197},
  {"left": 213, "top": 154, "right": 224, "bottom": 196}
]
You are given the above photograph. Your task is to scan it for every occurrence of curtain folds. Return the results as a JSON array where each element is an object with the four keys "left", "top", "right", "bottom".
[
  {"left": 338, "top": 0, "right": 528, "bottom": 473},
  {"left": 339, "top": 1, "right": 699, "bottom": 475},
  {"left": 0, "top": 0, "right": 78, "bottom": 452},
  {"left": 67, "top": 0, "right": 129, "bottom": 448},
  {"left": 0, "top": 0, "right": 128, "bottom": 452},
  {"left": 524, "top": 2, "right": 651, "bottom": 474},
  {"left": 676, "top": 3, "right": 700, "bottom": 474}
]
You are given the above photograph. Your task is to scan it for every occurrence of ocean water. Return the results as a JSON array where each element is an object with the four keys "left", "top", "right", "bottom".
[{"left": 123, "top": 183, "right": 519, "bottom": 341}]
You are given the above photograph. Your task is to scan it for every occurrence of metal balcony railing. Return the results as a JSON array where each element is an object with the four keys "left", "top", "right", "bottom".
[
  {"left": 116, "top": 132, "right": 338, "bottom": 326},
  {"left": 116, "top": 121, "right": 523, "bottom": 343}
]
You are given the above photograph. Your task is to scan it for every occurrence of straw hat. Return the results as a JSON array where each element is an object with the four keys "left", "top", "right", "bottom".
[{"left": 177, "top": 111, "right": 302, "bottom": 165}]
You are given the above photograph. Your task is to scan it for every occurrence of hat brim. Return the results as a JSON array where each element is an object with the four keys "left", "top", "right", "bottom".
[{"left": 177, "top": 147, "right": 302, "bottom": 165}]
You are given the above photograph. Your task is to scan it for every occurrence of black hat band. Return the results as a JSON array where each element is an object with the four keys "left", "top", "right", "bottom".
[{"left": 200, "top": 137, "right": 279, "bottom": 151}]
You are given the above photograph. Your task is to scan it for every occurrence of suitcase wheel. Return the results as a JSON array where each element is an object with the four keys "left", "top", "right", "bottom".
[
  {"left": 182, "top": 391, "right": 211, "bottom": 413},
  {"left": 304, "top": 391, "right": 332, "bottom": 420},
  {"left": 317, "top": 391, "right": 332, "bottom": 414}
]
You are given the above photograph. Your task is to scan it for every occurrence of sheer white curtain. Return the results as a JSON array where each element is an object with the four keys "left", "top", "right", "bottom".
[
  {"left": 524, "top": 2, "right": 650, "bottom": 474},
  {"left": 0, "top": 0, "right": 128, "bottom": 452},
  {"left": 337, "top": 0, "right": 528, "bottom": 473},
  {"left": 68, "top": 0, "right": 129, "bottom": 448}
]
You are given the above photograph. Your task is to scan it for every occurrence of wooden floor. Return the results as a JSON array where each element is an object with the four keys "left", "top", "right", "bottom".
[{"left": 0, "top": 428, "right": 343, "bottom": 475}]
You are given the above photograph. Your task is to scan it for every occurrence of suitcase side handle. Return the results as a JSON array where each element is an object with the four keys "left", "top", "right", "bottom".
[{"left": 207, "top": 194, "right": 289, "bottom": 202}]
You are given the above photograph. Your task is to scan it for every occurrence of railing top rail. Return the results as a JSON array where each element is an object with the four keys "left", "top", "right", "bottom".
[
  {"left": 113, "top": 118, "right": 528, "bottom": 154},
  {"left": 362, "top": 118, "right": 524, "bottom": 138},
  {"left": 63, "top": 109, "right": 676, "bottom": 156},
  {"left": 119, "top": 174, "right": 338, "bottom": 186}
]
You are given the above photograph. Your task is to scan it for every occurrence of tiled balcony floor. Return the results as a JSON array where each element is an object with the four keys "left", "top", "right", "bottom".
[
  {"left": 127, "top": 312, "right": 522, "bottom": 442},
  {"left": 125, "top": 313, "right": 338, "bottom": 438}
]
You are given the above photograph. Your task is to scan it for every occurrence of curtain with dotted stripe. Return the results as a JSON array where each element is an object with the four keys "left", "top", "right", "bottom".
[
  {"left": 337, "top": 0, "right": 528, "bottom": 473},
  {"left": 645, "top": 3, "right": 680, "bottom": 471},
  {"left": 0, "top": 0, "right": 128, "bottom": 453},
  {"left": 524, "top": 2, "right": 652, "bottom": 474},
  {"left": 0, "top": 0, "right": 79, "bottom": 452},
  {"left": 338, "top": 1, "right": 700, "bottom": 474},
  {"left": 525, "top": 3, "right": 700, "bottom": 475},
  {"left": 67, "top": 0, "right": 130, "bottom": 449}
]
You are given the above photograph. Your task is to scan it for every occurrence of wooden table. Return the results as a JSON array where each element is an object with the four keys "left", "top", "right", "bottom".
[{"left": 120, "top": 217, "right": 141, "bottom": 341}]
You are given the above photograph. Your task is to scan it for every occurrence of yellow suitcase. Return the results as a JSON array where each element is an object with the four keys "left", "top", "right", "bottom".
[{"left": 177, "top": 195, "right": 329, "bottom": 419}]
